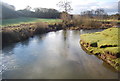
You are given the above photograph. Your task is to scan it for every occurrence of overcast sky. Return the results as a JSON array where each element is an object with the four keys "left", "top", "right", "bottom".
[{"left": 2, "top": 0, "right": 119, "bottom": 14}]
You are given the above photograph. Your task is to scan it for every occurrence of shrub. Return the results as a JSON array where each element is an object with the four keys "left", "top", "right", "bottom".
[
  {"left": 34, "top": 22, "right": 48, "bottom": 28},
  {"left": 72, "top": 16, "right": 102, "bottom": 28}
]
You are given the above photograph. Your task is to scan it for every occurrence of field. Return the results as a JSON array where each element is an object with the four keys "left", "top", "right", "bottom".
[{"left": 1, "top": 17, "right": 62, "bottom": 27}]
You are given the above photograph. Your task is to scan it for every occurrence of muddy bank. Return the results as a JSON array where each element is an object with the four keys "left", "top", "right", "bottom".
[
  {"left": 2, "top": 22, "right": 63, "bottom": 46},
  {"left": 80, "top": 27, "right": 120, "bottom": 71}
]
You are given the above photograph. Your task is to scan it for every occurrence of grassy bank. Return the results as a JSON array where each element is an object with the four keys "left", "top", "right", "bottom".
[
  {"left": 2, "top": 21, "right": 63, "bottom": 46},
  {"left": 80, "top": 27, "right": 120, "bottom": 71},
  {"left": 1, "top": 17, "right": 62, "bottom": 27}
]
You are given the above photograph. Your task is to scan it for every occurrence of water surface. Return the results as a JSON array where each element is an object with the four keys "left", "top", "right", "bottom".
[{"left": 1, "top": 29, "right": 118, "bottom": 79}]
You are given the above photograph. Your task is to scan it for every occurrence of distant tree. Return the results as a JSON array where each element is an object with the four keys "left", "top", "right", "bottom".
[
  {"left": 1, "top": 2, "right": 60, "bottom": 19},
  {"left": 25, "top": 6, "right": 32, "bottom": 11},
  {"left": 10, "top": 5, "right": 15, "bottom": 10},
  {"left": 95, "top": 9, "right": 108, "bottom": 19},
  {"left": 1, "top": 2, "right": 19, "bottom": 19},
  {"left": 18, "top": 6, "right": 33, "bottom": 17},
  {"left": 33, "top": 8, "right": 60, "bottom": 18},
  {"left": 57, "top": 0, "right": 73, "bottom": 13},
  {"left": 81, "top": 8, "right": 108, "bottom": 19}
]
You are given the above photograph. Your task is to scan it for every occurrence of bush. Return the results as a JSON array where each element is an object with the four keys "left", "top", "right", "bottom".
[
  {"left": 72, "top": 16, "right": 102, "bottom": 28},
  {"left": 34, "top": 22, "right": 48, "bottom": 28}
]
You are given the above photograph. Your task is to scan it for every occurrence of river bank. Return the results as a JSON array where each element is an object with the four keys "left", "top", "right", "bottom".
[
  {"left": 2, "top": 22, "right": 63, "bottom": 46},
  {"left": 1, "top": 21, "right": 116, "bottom": 46},
  {"left": 80, "top": 27, "right": 120, "bottom": 71}
]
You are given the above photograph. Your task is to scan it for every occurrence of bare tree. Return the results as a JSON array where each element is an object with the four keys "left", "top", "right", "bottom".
[
  {"left": 57, "top": 0, "right": 73, "bottom": 13},
  {"left": 81, "top": 8, "right": 108, "bottom": 19}
]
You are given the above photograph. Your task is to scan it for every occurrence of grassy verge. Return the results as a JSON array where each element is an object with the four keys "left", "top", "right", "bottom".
[{"left": 80, "top": 27, "right": 120, "bottom": 71}]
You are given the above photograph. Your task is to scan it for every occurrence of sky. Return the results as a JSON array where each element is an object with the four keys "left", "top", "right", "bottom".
[{"left": 2, "top": 0, "right": 119, "bottom": 14}]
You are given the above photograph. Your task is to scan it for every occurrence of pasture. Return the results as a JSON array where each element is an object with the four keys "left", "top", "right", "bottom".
[{"left": 1, "top": 17, "right": 62, "bottom": 27}]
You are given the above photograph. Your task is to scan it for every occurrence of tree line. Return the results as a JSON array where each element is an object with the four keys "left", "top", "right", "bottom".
[
  {"left": 1, "top": 2, "right": 60, "bottom": 19},
  {"left": 80, "top": 9, "right": 108, "bottom": 19}
]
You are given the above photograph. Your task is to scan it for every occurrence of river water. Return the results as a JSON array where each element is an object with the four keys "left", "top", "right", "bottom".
[{"left": 1, "top": 29, "right": 118, "bottom": 79}]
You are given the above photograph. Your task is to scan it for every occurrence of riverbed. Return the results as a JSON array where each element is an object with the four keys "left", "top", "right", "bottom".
[{"left": 1, "top": 29, "right": 118, "bottom": 79}]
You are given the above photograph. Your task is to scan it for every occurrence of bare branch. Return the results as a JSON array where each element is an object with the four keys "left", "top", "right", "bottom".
[{"left": 57, "top": 0, "right": 73, "bottom": 13}]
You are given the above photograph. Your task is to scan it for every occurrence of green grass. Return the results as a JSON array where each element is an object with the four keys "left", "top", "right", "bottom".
[
  {"left": 93, "top": 19, "right": 119, "bottom": 22},
  {"left": 1, "top": 17, "right": 62, "bottom": 27},
  {"left": 81, "top": 27, "right": 119, "bottom": 44},
  {"left": 80, "top": 27, "right": 120, "bottom": 71},
  {"left": 80, "top": 27, "right": 120, "bottom": 55}
]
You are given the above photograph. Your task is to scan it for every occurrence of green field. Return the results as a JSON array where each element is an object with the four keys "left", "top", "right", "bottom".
[{"left": 1, "top": 17, "right": 62, "bottom": 27}]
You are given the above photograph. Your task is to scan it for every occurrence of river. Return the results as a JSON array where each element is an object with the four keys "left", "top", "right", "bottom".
[{"left": 1, "top": 29, "right": 118, "bottom": 79}]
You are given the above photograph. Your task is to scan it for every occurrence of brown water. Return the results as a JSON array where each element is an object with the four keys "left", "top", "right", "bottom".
[{"left": 1, "top": 29, "right": 119, "bottom": 79}]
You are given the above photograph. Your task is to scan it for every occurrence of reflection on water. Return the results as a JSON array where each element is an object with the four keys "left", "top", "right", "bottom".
[{"left": 1, "top": 29, "right": 118, "bottom": 79}]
